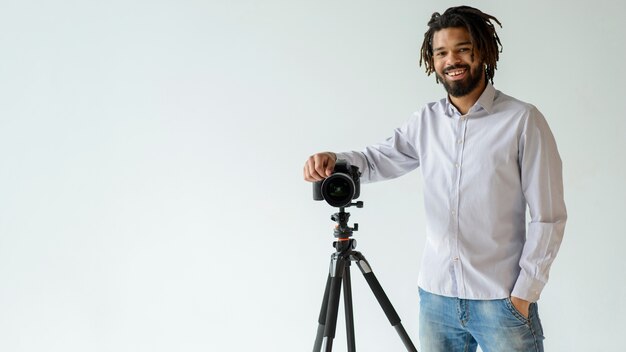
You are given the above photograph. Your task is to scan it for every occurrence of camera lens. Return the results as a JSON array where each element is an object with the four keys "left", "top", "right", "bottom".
[
  {"left": 322, "top": 173, "right": 355, "bottom": 207},
  {"left": 328, "top": 179, "right": 350, "bottom": 197}
]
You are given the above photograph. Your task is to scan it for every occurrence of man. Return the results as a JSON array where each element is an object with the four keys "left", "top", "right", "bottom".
[{"left": 303, "top": 6, "right": 566, "bottom": 352}]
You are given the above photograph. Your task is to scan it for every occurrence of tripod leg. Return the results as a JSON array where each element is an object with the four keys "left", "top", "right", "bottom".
[
  {"left": 321, "top": 254, "right": 347, "bottom": 352},
  {"left": 342, "top": 262, "right": 356, "bottom": 352},
  {"left": 313, "top": 274, "right": 331, "bottom": 352},
  {"left": 353, "top": 252, "right": 418, "bottom": 352}
]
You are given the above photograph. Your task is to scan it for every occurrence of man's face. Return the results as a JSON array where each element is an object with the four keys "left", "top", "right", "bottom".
[{"left": 432, "top": 27, "right": 485, "bottom": 97}]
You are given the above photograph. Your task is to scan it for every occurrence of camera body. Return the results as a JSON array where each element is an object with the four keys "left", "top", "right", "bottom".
[{"left": 313, "top": 160, "right": 361, "bottom": 207}]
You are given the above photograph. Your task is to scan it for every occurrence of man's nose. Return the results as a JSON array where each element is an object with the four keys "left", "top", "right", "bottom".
[{"left": 447, "top": 52, "right": 462, "bottom": 66}]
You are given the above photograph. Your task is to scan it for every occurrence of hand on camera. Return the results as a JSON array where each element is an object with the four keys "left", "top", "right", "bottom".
[{"left": 303, "top": 152, "right": 337, "bottom": 182}]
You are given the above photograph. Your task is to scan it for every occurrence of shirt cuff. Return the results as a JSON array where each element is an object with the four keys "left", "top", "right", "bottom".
[{"left": 511, "top": 272, "right": 545, "bottom": 302}]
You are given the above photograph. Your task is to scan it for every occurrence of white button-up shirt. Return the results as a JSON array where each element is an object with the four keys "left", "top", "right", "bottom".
[{"left": 336, "top": 83, "right": 566, "bottom": 302}]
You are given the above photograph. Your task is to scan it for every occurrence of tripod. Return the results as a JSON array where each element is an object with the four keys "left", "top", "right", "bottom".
[{"left": 313, "top": 201, "right": 418, "bottom": 352}]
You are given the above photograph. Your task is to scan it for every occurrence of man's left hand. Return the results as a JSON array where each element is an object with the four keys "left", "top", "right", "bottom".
[{"left": 510, "top": 296, "right": 531, "bottom": 319}]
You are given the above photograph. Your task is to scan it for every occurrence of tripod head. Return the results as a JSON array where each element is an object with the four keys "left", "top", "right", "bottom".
[{"left": 331, "top": 201, "right": 363, "bottom": 252}]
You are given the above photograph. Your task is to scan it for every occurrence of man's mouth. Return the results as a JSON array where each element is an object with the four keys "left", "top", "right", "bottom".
[{"left": 444, "top": 66, "right": 468, "bottom": 80}]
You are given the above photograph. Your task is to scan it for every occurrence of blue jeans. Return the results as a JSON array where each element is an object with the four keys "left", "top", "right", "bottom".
[{"left": 418, "top": 288, "right": 545, "bottom": 352}]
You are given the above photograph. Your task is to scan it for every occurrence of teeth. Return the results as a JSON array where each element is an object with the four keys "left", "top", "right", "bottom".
[{"left": 447, "top": 69, "right": 465, "bottom": 76}]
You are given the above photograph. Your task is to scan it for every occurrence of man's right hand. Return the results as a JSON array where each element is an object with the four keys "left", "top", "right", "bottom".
[{"left": 303, "top": 152, "right": 337, "bottom": 182}]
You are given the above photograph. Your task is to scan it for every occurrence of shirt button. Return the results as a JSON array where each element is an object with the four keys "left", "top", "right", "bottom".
[
  {"left": 451, "top": 210, "right": 456, "bottom": 215},
  {"left": 455, "top": 163, "right": 460, "bottom": 168},
  {"left": 457, "top": 139, "right": 463, "bottom": 144},
  {"left": 453, "top": 257, "right": 459, "bottom": 261}
]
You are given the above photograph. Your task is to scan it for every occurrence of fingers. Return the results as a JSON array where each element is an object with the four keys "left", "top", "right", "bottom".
[{"left": 303, "top": 152, "right": 336, "bottom": 182}]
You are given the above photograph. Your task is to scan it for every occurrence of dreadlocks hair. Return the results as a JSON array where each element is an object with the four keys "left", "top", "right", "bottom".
[{"left": 419, "top": 6, "right": 503, "bottom": 84}]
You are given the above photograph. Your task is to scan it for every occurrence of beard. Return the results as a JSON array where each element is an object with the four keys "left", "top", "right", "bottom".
[{"left": 437, "top": 63, "right": 485, "bottom": 98}]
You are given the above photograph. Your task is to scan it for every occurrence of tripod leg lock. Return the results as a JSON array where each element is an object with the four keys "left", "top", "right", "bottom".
[
  {"left": 357, "top": 259, "right": 371, "bottom": 273},
  {"left": 351, "top": 252, "right": 372, "bottom": 274}
]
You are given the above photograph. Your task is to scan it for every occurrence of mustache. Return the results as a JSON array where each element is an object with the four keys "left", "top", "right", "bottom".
[{"left": 443, "top": 64, "right": 470, "bottom": 74}]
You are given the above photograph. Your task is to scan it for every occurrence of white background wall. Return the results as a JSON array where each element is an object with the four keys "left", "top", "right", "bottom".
[{"left": 1, "top": 0, "right": 624, "bottom": 351}]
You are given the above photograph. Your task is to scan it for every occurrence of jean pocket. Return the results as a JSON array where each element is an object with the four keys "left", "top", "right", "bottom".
[{"left": 504, "top": 298, "right": 530, "bottom": 324}]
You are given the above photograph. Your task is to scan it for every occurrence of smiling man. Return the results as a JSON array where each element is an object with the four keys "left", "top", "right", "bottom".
[
  {"left": 433, "top": 29, "right": 484, "bottom": 104},
  {"left": 303, "top": 6, "right": 566, "bottom": 352}
]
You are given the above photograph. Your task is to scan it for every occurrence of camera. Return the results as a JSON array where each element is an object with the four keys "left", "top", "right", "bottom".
[{"left": 312, "top": 160, "right": 361, "bottom": 207}]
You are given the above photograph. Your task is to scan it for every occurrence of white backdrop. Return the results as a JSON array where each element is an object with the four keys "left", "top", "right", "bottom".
[{"left": 1, "top": 0, "right": 624, "bottom": 351}]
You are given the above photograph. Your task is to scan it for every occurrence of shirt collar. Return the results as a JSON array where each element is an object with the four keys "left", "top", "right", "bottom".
[{"left": 476, "top": 82, "right": 496, "bottom": 114}]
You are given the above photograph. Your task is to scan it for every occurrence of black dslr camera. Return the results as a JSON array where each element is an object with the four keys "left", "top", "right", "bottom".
[{"left": 312, "top": 160, "right": 361, "bottom": 207}]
